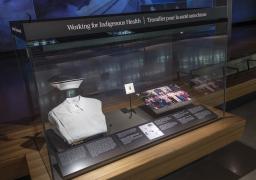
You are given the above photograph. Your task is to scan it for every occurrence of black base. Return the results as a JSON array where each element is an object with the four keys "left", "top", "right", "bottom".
[{"left": 47, "top": 104, "right": 218, "bottom": 179}]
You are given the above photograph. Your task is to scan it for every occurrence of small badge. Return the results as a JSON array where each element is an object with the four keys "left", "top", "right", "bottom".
[{"left": 124, "top": 83, "right": 135, "bottom": 95}]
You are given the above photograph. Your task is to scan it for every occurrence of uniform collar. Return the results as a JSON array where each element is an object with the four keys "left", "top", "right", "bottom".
[{"left": 66, "top": 95, "right": 81, "bottom": 104}]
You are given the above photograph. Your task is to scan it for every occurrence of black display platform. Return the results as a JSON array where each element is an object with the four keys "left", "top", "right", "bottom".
[{"left": 46, "top": 104, "right": 218, "bottom": 179}]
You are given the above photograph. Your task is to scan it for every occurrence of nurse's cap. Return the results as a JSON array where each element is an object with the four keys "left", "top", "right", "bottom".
[{"left": 49, "top": 75, "right": 84, "bottom": 91}]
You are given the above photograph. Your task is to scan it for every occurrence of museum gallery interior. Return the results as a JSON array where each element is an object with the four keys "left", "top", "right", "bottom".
[{"left": 1, "top": 0, "right": 256, "bottom": 180}]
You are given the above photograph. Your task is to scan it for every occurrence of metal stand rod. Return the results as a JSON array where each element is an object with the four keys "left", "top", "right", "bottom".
[{"left": 129, "top": 94, "right": 133, "bottom": 119}]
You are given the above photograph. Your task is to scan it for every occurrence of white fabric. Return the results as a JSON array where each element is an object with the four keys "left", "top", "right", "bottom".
[
  {"left": 48, "top": 96, "right": 107, "bottom": 145},
  {"left": 50, "top": 79, "right": 83, "bottom": 91}
]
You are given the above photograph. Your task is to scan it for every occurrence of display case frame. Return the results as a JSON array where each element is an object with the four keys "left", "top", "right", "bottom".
[{"left": 11, "top": 1, "right": 232, "bottom": 179}]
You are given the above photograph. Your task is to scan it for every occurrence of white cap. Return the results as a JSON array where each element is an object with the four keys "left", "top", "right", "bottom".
[
  {"left": 49, "top": 75, "right": 84, "bottom": 91},
  {"left": 50, "top": 79, "right": 84, "bottom": 91}
]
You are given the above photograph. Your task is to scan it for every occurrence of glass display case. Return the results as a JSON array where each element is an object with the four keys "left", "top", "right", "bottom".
[{"left": 11, "top": 3, "right": 230, "bottom": 179}]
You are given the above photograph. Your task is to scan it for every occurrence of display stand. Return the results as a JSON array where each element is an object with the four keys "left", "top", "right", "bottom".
[{"left": 74, "top": 109, "right": 245, "bottom": 180}]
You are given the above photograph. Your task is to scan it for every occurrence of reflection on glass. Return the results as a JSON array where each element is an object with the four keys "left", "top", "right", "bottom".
[
  {"left": 34, "top": 35, "right": 227, "bottom": 114},
  {"left": 29, "top": 29, "right": 227, "bottom": 179}
]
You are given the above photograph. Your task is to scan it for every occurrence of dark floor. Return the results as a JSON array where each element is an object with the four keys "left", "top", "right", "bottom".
[
  {"left": 231, "top": 99, "right": 256, "bottom": 150},
  {"left": 161, "top": 99, "right": 256, "bottom": 180},
  {"left": 16, "top": 175, "right": 31, "bottom": 180}
]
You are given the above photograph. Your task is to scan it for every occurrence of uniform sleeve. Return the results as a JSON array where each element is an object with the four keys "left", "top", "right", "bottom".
[
  {"left": 48, "top": 111, "right": 59, "bottom": 128},
  {"left": 48, "top": 110, "right": 74, "bottom": 144}
]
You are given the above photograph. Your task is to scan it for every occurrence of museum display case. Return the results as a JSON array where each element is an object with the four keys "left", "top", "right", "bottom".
[{"left": 11, "top": 1, "right": 231, "bottom": 179}]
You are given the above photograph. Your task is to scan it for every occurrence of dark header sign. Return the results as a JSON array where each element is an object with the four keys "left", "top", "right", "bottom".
[{"left": 11, "top": 7, "right": 227, "bottom": 41}]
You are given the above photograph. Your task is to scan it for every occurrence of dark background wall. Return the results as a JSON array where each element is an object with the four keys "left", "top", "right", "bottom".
[
  {"left": 232, "top": 0, "right": 256, "bottom": 23},
  {"left": 0, "top": 59, "right": 34, "bottom": 123}
]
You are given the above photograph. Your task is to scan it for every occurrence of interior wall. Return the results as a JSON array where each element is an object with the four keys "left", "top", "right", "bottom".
[{"left": 232, "top": 0, "right": 256, "bottom": 23}]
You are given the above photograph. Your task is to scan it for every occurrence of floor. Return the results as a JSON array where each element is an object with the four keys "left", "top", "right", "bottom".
[
  {"left": 161, "top": 99, "right": 256, "bottom": 180},
  {"left": 17, "top": 175, "right": 31, "bottom": 180},
  {"left": 231, "top": 99, "right": 256, "bottom": 150}
]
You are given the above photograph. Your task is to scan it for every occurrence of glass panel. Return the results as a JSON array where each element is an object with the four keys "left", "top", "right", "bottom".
[{"left": 22, "top": 23, "right": 227, "bottom": 179}]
